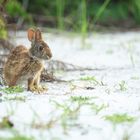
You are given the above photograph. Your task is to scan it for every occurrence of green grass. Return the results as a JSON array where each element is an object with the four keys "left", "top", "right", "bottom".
[
  {"left": 0, "top": 118, "right": 33, "bottom": 139},
  {"left": 71, "top": 96, "right": 91, "bottom": 105},
  {"left": 50, "top": 97, "right": 108, "bottom": 134},
  {"left": 128, "top": 44, "right": 135, "bottom": 68},
  {"left": 0, "top": 135, "right": 34, "bottom": 140},
  {"left": 71, "top": 96, "right": 107, "bottom": 114},
  {"left": 106, "top": 49, "right": 113, "bottom": 54},
  {"left": 131, "top": 76, "right": 140, "bottom": 80},
  {"left": 122, "top": 43, "right": 135, "bottom": 67},
  {"left": 3, "top": 0, "right": 140, "bottom": 32},
  {"left": 129, "top": 0, "right": 140, "bottom": 23},
  {"left": 3, "top": 96, "right": 26, "bottom": 101},
  {"left": 10, "top": 136, "right": 33, "bottom": 140},
  {"left": 60, "top": 106, "right": 80, "bottom": 134},
  {"left": 5, "top": 0, "right": 31, "bottom": 22},
  {"left": 119, "top": 81, "right": 127, "bottom": 91},
  {"left": 56, "top": 0, "right": 65, "bottom": 30},
  {"left": 31, "top": 118, "right": 58, "bottom": 130},
  {"left": 71, "top": 96, "right": 91, "bottom": 102},
  {"left": 0, "top": 86, "right": 24, "bottom": 94},
  {"left": 91, "top": 103, "right": 108, "bottom": 114},
  {"left": 80, "top": 0, "right": 88, "bottom": 48},
  {"left": 80, "top": 76, "right": 103, "bottom": 86},
  {"left": 94, "top": 0, "right": 111, "bottom": 24},
  {"left": 0, "top": 117, "right": 14, "bottom": 129},
  {"left": 51, "top": 99, "right": 81, "bottom": 134},
  {"left": 105, "top": 113, "right": 136, "bottom": 124},
  {"left": 0, "top": 18, "right": 7, "bottom": 39},
  {"left": 52, "top": 100, "right": 80, "bottom": 120},
  {"left": 81, "top": 0, "right": 87, "bottom": 34},
  {"left": 80, "top": 76, "right": 97, "bottom": 81}
]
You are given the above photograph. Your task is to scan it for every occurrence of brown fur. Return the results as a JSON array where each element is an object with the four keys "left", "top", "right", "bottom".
[{"left": 3, "top": 28, "right": 52, "bottom": 93}]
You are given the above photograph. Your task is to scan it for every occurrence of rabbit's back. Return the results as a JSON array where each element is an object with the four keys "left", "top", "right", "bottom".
[{"left": 3, "top": 45, "right": 43, "bottom": 86}]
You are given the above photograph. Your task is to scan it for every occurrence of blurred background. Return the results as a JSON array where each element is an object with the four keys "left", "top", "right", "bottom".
[
  {"left": 0, "top": 0, "right": 140, "bottom": 61},
  {"left": 1, "top": 0, "right": 140, "bottom": 65},
  {"left": 0, "top": 0, "right": 140, "bottom": 33}
]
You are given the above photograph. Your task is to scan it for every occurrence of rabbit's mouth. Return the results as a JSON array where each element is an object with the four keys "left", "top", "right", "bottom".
[
  {"left": 41, "top": 54, "right": 52, "bottom": 60},
  {"left": 46, "top": 55, "right": 52, "bottom": 60},
  {"left": 46, "top": 52, "right": 52, "bottom": 60}
]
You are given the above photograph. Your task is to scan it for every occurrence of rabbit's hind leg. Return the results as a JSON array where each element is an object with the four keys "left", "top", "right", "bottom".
[{"left": 4, "top": 74, "right": 19, "bottom": 87}]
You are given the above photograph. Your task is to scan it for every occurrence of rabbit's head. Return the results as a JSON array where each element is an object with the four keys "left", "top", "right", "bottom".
[{"left": 28, "top": 28, "right": 52, "bottom": 60}]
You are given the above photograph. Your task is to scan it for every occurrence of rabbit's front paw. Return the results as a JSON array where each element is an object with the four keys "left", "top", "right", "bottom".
[
  {"left": 28, "top": 85, "right": 45, "bottom": 94},
  {"left": 28, "top": 86, "right": 37, "bottom": 93},
  {"left": 41, "top": 85, "right": 48, "bottom": 91},
  {"left": 34, "top": 85, "right": 48, "bottom": 94}
]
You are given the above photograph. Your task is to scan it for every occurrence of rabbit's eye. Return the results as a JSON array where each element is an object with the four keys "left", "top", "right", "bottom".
[{"left": 39, "top": 45, "right": 43, "bottom": 51}]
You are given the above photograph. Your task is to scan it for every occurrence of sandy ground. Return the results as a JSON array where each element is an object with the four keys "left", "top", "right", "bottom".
[{"left": 0, "top": 31, "right": 140, "bottom": 140}]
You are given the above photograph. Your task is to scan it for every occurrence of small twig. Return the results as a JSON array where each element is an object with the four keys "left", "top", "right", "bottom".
[{"left": 46, "top": 59, "right": 99, "bottom": 72}]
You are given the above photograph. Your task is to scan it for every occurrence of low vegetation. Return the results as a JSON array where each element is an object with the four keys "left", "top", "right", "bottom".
[
  {"left": 0, "top": 86, "right": 24, "bottom": 94},
  {"left": 1, "top": 0, "right": 140, "bottom": 32},
  {"left": 105, "top": 113, "right": 136, "bottom": 124}
]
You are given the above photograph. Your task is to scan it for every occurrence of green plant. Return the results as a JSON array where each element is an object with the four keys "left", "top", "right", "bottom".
[
  {"left": 91, "top": 103, "right": 107, "bottom": 114},
  {"left": 94, "top": 0, "right": 111, "bottom": 24},
  {"left": 56, "top": 0, "right": 65, "bottom": 30},
  {"left": 60, "top": 106, "right": 80, "bottom": 134},
  {"left": 31, "top": 118, "right": 58, "bottom": 130},
  {"left": 80, "top": 0, "right": 88, "bottom": 48},
  {"left": 0, "top": 18, "right": 7, "bottom": 39},
  {"left": 69, "top": 82, "right": 77, "bottom": 92},
  {"left": 119, "top": 80, "right": 127, "bottom": 91},
  {"left": 10, "top": 136, "right": 33, "bottom": 140},
  {"left": 128, "top": 44, "right": 135, "bottom": 67},
  {"left": 106, "top": 49, "right": 113, "bottom": 54},
  {"left": 0, "top": 128, "right": 34, "bottom": 140},
  {"left": 80, "top": 76, "right": 102, "bottom": 85},
  {"left": 105, "top": 113, "right": 136, "bottom": 124},
  {"left": 0, "top": 135, "right": 34, "bottom": 140},
  {"left": 71, "top": 96, "right": 91, "bottom": 105},
  {"left": 122, "top": 131, "right": 132, "bottom": 140},
  {"left": 0, "top": 86, "right": 24, "bottom": 94},
  {"left": 10, "top": 0, "right": 140, "bottom": 31},
  {"left": 129, "top": 0, "right": 140, "bottom": 23},
  {"left": 0, "top": 117, "right": 14, "bottom": 129},
  {"left": 71, "top": 96, "right": 90, "bottom": 102},
  {"left": 131, "top": 76, "right": 139, "bottom": 80},
  {"left": 5, "top": 0, "right": 32, "bottom": 22},
  {"left": 81, "top": 0, "right": 87, "bottom": 34},
  {"left": 71, "top": 96, "right": 107, "bottom": 114},
  {"left": 52, "top": 100, "right": 80, "bottom": 120},
  {"left": 51, "top": 100, "right": 81, "bottom": 134},
  {"left": 3, "top": 96, "right": 26, "bottom": 101}
]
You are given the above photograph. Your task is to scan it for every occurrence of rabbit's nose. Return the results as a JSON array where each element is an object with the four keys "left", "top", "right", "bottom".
[{"left": 47, "top": 52, "right": 52, "bottom": 59}]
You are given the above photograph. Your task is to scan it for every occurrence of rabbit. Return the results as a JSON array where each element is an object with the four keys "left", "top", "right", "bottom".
[{"left": 3, "top": 28, "right": 52, "bottom": 93}]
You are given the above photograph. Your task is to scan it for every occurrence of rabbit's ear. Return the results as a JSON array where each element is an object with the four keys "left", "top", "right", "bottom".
[
  {"left": 27, "top": 28, "right": 35, "bottom": 42},
  {"left": 35, "top": 28, "right": 42, "bottom": 41}
]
